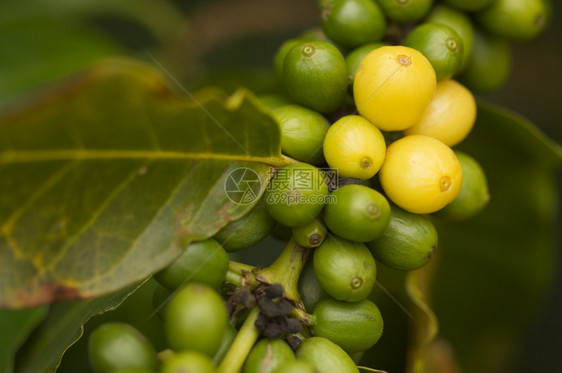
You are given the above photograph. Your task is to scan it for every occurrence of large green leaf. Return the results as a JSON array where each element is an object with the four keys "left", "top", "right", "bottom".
[
  {"left": 0, "top": 306, "right": 48, "bottom": 373},
  {"left": 14, "top": 282, "right": 144, "bottom": 373},
  {"left": 0, "top": 58, "right": 286, "bottom": 308},
  {"left": 428, "top": 102, "right": 561, "bottom": 373}
]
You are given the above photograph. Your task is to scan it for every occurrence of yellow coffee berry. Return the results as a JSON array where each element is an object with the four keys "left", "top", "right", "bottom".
[
  {"left": 353, "top": 46, "right": 436, "bottom": 131},
  {"left": 323, "top": 115, "right": 386, "bottom": 180},
  {"left": 405, "top": 79, "right": 476, "bottom": 146},
  {"left": 379, "top": 135, "right": 462, "bottom": 214}
]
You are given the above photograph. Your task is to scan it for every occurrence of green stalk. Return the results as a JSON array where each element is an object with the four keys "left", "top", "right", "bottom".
[
  {"left": 260, "top": 238, "right": 310, "bottom": 303},
  {"left": 225, "top": 269, "right": 244, "bottom": 287},
  {"left": 228, "top": 261, "right": 259, "bottom": 287},
  {"left": 217, "top": 307, "right": 261, "bottom": 373}
]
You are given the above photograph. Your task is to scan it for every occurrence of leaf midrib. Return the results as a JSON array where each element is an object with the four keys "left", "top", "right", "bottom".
[{"left": 0, "top": 149, "right": 289, "bottom": 167}]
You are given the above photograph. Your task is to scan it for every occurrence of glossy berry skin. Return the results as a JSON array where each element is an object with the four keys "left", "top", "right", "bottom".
[
  {"left": 243, "top": 339, "right": 295, "bottom": 373},
  {"left": 272, "top": 105, "right": 330, "bottom": 165},
  {"left": 273, "top": 360, "right": 319, "bottom": 373},
  {"left": 155, "top": 238, "right": 229, "bottom": 289},
  {"left": 321, "top": 0, "right": 386, "bottom": 48},
  {"left": 346, "top": 42, "right": 386, "bottom": 82},
  {"left": 377, "top": 0, "right": 433, "bottom": 22},
  {"left": 379, "top": 135, "right": 463, "bottom": 214},
  {"left": 426, "top": 5, "right": 474, "bottom": 71},
  {"left": 436, "top": 151, "right": 490, "bottom": 220},
  {"left": 293, "top": 219, "right": 327, "bottom": 248},
  {"left": 354, "top": 46, "right": 436, "bottom": 131},
  {"left": 404, "top": 79, "right": 476, "bottom": 147},
  {"left": 458, "top": 30, "right": 511, "bottom": 93},
  {"left": 405, "top": 23, "right": 464, "bottom": 81},
  {"left": 323, "top": 185, "right": 390, "bottom": 242},
  {"left": 476, "top": 0, "right": 549, "bottom": 41},
  {"left": 214, "top": 199, "right": 276, "bottom": 252},
  {"left": 265, "top": 163, "right": 329, "bottom": 227},
  {"left": 296, "top": 337, "right": 359, "bottom": 373},
  {"left": 323, "top": 115, "right": 386, "bottom": 180},
  {"left": 312, "top": 298, "right": 383, "bottom": 352},
  {"left": 88, "top": 323, "right": 157, "bottom": 373},
  {"left": 313, "top": 236, "right": 376, "bottom": 302},
  {"left": 367, "top": 205, "right": 438, "bottom": 271},
  {"left": 161, "top": 351, "right": 215, "bottom": 373},
  {"left": 298, "top": 260, "right": 328, "bottom": 312},
  {"left": 165, "top": 283, "right": 228, "bottom": 356},
  {"left": 274, "top": 38, "right": 305, "bottom": 81},
  {"left": 283, "top": 41, "right": 348, "bottom": 113}
]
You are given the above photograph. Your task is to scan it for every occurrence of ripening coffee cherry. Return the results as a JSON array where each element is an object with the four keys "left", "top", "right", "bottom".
[
  {"left": 313, "top": 236, "right": 376, "bottom": 302},
  {"left": 312, "top": 298, "right": 383, "bottom": 352},
  {"left": 346, "top": 42, "right": 386, "bottom": 82},
  {"left": 155, "top": 238, "right": 229, "bottom": 289},
  {"left": 405, "top": 23, "right": 464, "bottom": 81},
  {"left": 353, "top": 46, "right": 436, "bottom": 131},
  {"left": 379, "top": 135, "right": 463, "bottom": 214},
  {"left": 323, "top": 115, "right": 386, "bottom": 180},
  {"left": 272, "top": 105, "right": 330, "bottom": 165},
  {"left": 214, "top": 198, "right": 276, "bottom": 252},
  {"left": 161, "top": 351, "right": 215, "bottom": 373},
  {"left": 323, "top": 185, "right": 391, "bottom": 242},
  {"left": 265, "top": 163, "right": 329, "bottom": 227},
  {"left": 426, "top": 4, "right": 474, "bottom": 72},
  {"left": 165, "top": 283, "right": 228, "bottom": 356},
  {"left": 320, "top": 0, "right": 386, "bottom": 48},
  {"left": 476, "top": 0, "right": 549, "bottom": 41},
  {"left": 404, "top": 79, "right": 476, "bottom": 147},
  {"left": 296, "top": 337, "right": 359, "bottom": 373},
  {"left": 88, "top": 323, "right": 157, "bottom": 373},
  {"left": 377, "top": 0, "right": 434, "bottom": 22},
  {"left": 458, "top": 30, "right": 511, "bottom": 93},
  {"left": 293, "top": 219, "right": 327, "bottom": 248},
  {"left": 367, "top": 205, "right": 438, "bottom": 271},
  {"left": 243, "top": 339, "right": 295, "bottom": 373},
  {"left": 283, "top": 41, "right": 348, "bottom": 113},
  {"left": 437, "top": 151, "right": 490, "bottom": 220}
]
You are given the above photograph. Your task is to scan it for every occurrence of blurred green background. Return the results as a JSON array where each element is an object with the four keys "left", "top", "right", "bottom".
[{"left": 1, "top": 0, "right": 560, "bottom": 372}]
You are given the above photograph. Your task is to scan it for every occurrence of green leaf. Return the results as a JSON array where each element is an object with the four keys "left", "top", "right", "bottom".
[
  {"left": 0, "top": 58, "right": 286, "bottom": 308},
  {"left": 428, "top": 102, "right": 561, "bottom": 372},
  {"left": 0, "top": 306, "right": 48, "bottom": 373},
  {"left": 14, "top": 282, "right": 143, "bottom": 373}
]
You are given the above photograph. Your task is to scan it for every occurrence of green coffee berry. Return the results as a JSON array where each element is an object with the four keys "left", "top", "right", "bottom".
[
  {"left": 321, "top": 0, "right": 386, "bottom": 48},
  {"left": 271, "top": 105, "right": 330, "bottom": 165},
  {"left": 405, "top": 23, "right": 464, "bottom": 81},
  {"left": 367, "top": 206, "right": 438, "bottom": 271}
]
